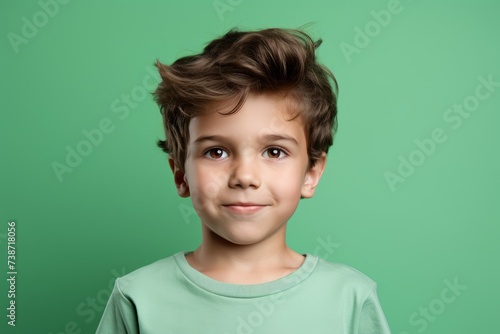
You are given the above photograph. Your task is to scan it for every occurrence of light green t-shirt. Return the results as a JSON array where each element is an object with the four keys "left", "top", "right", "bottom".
[{"left": 96, "top": 251, "right": 391, "bottom": 333}]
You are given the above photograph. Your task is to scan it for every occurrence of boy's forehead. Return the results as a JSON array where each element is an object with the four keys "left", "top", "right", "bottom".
[
  {"left": 204, "top": 91, "right": 298, "bottom": 115},
  {"left": 188, "top": 93, "right": 305, "bottom": 142}
]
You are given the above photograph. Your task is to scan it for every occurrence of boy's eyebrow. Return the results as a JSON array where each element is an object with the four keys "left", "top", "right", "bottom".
[
  {"left": 192, "top": 135, "right": 226, "bottom": 145},
  {"left": 192, "top": 134, "right": 299, "bottom": 146},
  {"left": 260, "top": 134, "right": 299, "bottom": 146}
]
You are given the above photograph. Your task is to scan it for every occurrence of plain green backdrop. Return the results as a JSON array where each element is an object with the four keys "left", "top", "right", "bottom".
[{"left": 1, "top": 0, "right": 499, "bottom": 333}]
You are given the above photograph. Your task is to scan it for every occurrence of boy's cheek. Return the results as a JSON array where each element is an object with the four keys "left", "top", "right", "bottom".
[
  {"left": 193, "top": 169, "right": 229, "bottom": 193},
  {"left": 188, "top": 182, "right": 223, "bottom": 211},
  {"left": 190, "top": 191, "right": 209, "bottom": 212}
]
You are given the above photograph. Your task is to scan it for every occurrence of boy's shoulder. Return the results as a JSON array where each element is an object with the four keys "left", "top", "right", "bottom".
[
  {"left": 312, "top": 256, "right": 378, "bottom": 294},
  {"left": 113, "top": 252, "right": 181, "bottom": 294},
  {"left": 316, "top": 257, "right": 376, "bottom": 282}
]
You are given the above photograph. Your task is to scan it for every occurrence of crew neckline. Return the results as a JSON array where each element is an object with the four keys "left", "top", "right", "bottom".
[{"left": 174, "top": 251, "right": 318, "bottom": 298}]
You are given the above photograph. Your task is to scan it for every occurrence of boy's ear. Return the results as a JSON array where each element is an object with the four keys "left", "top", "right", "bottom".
[
  {"left": 168, "top": 157, "right": 190, "bottom": 198},
  {"left": 301, "top": 152, "right": 327, "bottom": 199}
]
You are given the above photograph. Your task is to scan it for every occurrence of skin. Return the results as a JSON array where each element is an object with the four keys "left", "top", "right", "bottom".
[{"left": 169, "top": 92, "right": 327, "bottom": 284}]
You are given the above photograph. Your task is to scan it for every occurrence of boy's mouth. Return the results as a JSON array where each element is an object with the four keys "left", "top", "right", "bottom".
[{"left": 222, "top": 203, "right": 268, "bottom": 215}]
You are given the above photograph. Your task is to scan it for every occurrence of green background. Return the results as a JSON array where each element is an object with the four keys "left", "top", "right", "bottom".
[{"left": 1, "top": 0, "right": 499, "bottom": 333}]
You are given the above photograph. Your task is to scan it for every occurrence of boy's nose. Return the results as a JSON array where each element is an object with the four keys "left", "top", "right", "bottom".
[{"left": 228, "top": 157, "right": 261, "bottom": 189}]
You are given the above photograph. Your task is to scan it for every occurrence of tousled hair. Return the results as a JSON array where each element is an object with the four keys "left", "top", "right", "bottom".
[{"left": 153, "top": 27, "right": 338, "bottom": 171}]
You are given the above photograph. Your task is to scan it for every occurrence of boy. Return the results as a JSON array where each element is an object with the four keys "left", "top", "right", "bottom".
[{"left": 96, "top": 27, "right": 391, "bottom": 333}]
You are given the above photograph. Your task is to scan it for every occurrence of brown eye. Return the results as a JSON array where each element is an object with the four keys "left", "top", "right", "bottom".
[
  {"left": 264, "top": 147, "right": 286, "bottom": 159},
  {"left": 205, "top": 148, "right": 228, "bottom": 159}
]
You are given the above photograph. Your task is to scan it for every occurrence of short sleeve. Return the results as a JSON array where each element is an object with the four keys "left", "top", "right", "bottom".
[
  {"left": 95, "top": 278, "right": 140, "bottom": 334},
  {"left": 358, "top": 284, "right": 391, "bottom": 334}
]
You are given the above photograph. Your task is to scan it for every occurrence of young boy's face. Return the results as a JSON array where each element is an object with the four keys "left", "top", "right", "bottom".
[{"left": 171, "top": 92, "right": 325, "bottom": 246}]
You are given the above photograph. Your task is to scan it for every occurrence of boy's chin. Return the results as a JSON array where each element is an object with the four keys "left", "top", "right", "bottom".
[{"left": 208, "top": 228, "right": 279, "bottom": 247}]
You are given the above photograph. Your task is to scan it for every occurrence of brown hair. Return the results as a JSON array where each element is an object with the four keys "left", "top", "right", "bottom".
[{"left": 153, "top": 27, "right": 338, "bottom": 171}]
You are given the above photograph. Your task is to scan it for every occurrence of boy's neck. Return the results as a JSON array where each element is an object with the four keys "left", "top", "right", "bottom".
[{"left": 185, "top": 226, "right": 305, "bottom": 284}]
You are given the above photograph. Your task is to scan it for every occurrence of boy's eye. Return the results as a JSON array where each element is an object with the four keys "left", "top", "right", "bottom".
[
  {"left": 204, "top": 148, "right": 228, "bottom": 160},
  {"left": 263, "top": 147, "right": 287, "bottom": 159}
]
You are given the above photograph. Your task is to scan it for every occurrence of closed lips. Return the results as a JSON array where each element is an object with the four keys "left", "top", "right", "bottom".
[{"left": 222, "top": 203, "right": 268, "bottom": 214}]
